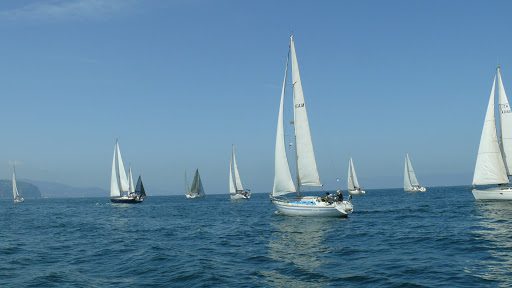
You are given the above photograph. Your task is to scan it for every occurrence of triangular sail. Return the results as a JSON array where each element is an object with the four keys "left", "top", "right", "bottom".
[
  {"left": 290, "top": 35, "right": 321, "bottom": 187},
  {"left": 12, "top": 167, "right": 20, "bottom": 200},
  {"left": 404, "top": 156, "right": 413, "bottom": 190},
  {"left": 110, "top": 143, "right": 121, "bottom": 197},
  {"left": 232, "top": 146, "right": 244, "bottom": 191},
  {"left": 229, "top": 157, "right": 235, "bottom": 194},
  {"left": 473, "top": 76, "right": 509, "bottom": 185},
  {"left": 406, "top": 154, "right": 420, "bottom": 186},
  {"left": 497, "top": 67, "right": 512, "bottom": 176},
  {"left": 115, "top": 142, "right": 129, "bottom": 193},
  {"left": 348, "top": 158, "right": 360, "bottom": 190},
  {"left": 128, "top": 167, "right": 135, "bottom": 193},
  {"left": 273, "top": 51, "right": 296, "bottom": 196},
  {"left": 135, "top": 176, "right": 146, "bottom": 197},
  {"left": 190, "top": 169, "right": 205, "bottom": 196}
]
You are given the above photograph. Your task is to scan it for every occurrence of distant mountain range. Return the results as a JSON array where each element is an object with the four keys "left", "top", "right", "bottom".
[
  {"left": 23, "top": 180, "right": 108, "bottom": 198},
  {"left": 0, "top": 180, "right": 41, "bottom": 199}
]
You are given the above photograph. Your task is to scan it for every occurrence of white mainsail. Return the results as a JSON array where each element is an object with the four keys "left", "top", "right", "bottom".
[
  {"left": 232, "top": 146, "right": 244, "bottom": 191},
  {"left": 12, "top": 168, "right": 20, "bottom": 200},
  {"left": 229, "top": 157, "right": 235, "bottom": 194},
  {"left": 128, "top": 167, "right": 135, "bottom": 193},
  {"left": 473, "top": 76, "right": 509, "bottom": 185},
  {"left": 110, "top": 141, "right": 130, "bottom": 197},
  {"left": 290, "top": 35, "right": 322, "bottom": 187},
  {"left": 273, "top": 51, "right": 296, "bottom": 196},
  {"left": 406, "top": 154, "right": 420, "bottom": 186},
  {"left": 348, "top": 158, "right": 360, "bottom": 191},
  {"left": 497, "top": 67, "right": 512, "bottom": 175}
]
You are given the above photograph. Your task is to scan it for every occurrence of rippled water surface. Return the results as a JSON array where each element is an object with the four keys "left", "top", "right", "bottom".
[{"left": 1, "top": 186, "right": 512, "bottom": 287}]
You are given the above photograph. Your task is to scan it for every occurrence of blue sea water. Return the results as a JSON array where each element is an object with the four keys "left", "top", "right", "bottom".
[{"left": 1, "top": 186, "right": 511, "bottom": 287}]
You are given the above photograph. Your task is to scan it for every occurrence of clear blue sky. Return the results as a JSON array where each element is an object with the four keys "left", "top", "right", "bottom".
[{"left": 0, "top": 0, "right": 510, "bottom": 194}]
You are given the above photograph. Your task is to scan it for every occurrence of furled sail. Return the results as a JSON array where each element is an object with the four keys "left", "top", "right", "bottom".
[
  {"left": 473, "top": 76, "right": 509, "bottom": 185},
  {"left": 290, "top": 35, "right": 321, "bottom": 187},
  {"left": 273, "top": 51, "right": 296, "bottom": 196}
]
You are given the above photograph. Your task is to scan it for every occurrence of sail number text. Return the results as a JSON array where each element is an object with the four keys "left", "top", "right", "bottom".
[
  {"left": 295, "top": 103, "right": 305, "bottom": 108},
  {"left": 500, "top": 104, "right": 511, "bottom": 114}
]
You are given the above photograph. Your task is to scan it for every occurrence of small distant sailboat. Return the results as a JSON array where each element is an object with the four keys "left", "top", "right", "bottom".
[
  {"left": 186, "top": 169, "right": 205, "bottom": 199},
  {"left": 134, "top": 175, "right": 146, "bottom": 200},
  {"left": 348, "top": 158, "right": 365, "bottom": 195},
  {"left": 12, "top": 165, "right": 24, "bottom": 203},
  {"left": 473, "top": 66, "right": 512, "bottom": 200},
  {"left": 270, "top": 35, "right": 353, "bottom": 217},
  {"left": 229, "top": 145, "right": 251, "bottom": 200},
  {"left": 404, "top": 153, "right": 426, "bottom": 192},
  {"left": 110, "top": 140, "right": 143, "bottom": 203}
]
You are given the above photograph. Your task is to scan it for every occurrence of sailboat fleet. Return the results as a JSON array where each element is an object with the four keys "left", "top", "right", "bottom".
[{"left": 10, "top": 35, "right": 512, "bottom": 211}]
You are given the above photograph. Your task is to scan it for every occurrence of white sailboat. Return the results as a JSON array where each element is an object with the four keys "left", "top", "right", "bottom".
[
  {"left": 270, "top": 35, "right": 353, "bottom": 217},
  {"left": 12, "top": 165, "right": 24, "bottom": 203},
  {"left": 404, "top": 153, "right": 426, "bottom": 192},
  {"left": 229, "top": 145, "right": 251, "bottom": 200},
  {"left": 348, "top": 158, "right": 365, "bottom": 195},
  {"left": 186, "top": 169, "right": 205, "bottom": 199},
  {"left": 473, "top": 66, "right": 512, "bottom": 200},
  {"left": 110, "top": 140, "right": 143, "bottom": 203}
]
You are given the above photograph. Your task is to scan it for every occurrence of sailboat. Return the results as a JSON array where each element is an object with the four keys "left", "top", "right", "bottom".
[
  {"left": 186, "top": 169, "right": 205, "bottom": 199},
  {"left": 473, "top": 66, "right": 512, "bottom": 200},
  {"left": 270, "top": 35, "right": 353, "bottom": 217},
  {"left": 134, "top": 175, "right": 146, "bottom": 200},
  {"left": 229, "top": 145, "right": 251, "bottom": 200},
  {"left": 348, "top": 158, "right": 365, "bottom": 195},
  {"left": 12, "top": 165, "right": 24, "bottom": 203},
  {"left": 110, "top": 140, "right": 143, "bottom": 203},
  {"left": 404, "top": 153, "right": 426, "bottom": 192}
]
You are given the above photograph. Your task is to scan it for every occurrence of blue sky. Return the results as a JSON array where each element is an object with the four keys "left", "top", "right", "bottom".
[{"left": 0, "top": 0, "right": 511, "bottom": 194}]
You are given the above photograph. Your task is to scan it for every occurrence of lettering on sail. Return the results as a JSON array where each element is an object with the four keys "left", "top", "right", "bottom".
[
  {"left": 295, "top": 103, "right": 305, "bottom": 109},
  {"left": 500, "top": 104, "right": 512, "bottom": 114}
]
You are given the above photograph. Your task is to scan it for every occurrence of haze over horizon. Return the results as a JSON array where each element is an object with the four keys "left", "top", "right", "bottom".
[{"left": 0, "top": 0, "right": 510, "bottom": 195}]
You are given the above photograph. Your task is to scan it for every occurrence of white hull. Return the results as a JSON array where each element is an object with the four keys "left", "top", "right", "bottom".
[
  {"left": 230, "top": 192, "right": 251, "bottom": 200},
  {"left": 186, "top": 194, "right": 204, "bottom": 199},
  {"left": 348, "top": 189, "right": 365, "bottom": 195},
  {"left": 14, "top": 198, "right": 24, "bottom": 203},
  {"left": 472, "top": 187, "right": 512, "bottom": 200},
  {"left": 405, "top": 186, "right": 426, "bottom": 192},
  {"left": 271, "top": 196, "right": 353, "bottom": 217}
]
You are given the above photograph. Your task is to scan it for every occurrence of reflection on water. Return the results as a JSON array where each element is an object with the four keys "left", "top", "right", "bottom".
[
  {"left": 471, "top": 201, "right": 512, "bottom": 286},
  {"left": 263, "top": 216, "right": 336, "bottom": 288}
]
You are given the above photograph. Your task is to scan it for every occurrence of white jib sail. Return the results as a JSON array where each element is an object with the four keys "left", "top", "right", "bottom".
[
  {"left": 229, "top": 156, "right": 235, "bottom": 194},
  {"left": 232, "top": 146, "right": 244, "bottom": 191},
  {"left": 115, "top": 142, "right": 129, "bottom": 193},
  {"left": 406, "top": 154, "right": 420, "bottom": 186},
  {"left": 273, "top": 51, "right": 296, "bottom": 196},
  {"left": 12, "top": 168, "right": 19, "bottom": 200},
  {"left": 290, "top": 35, "right": 321, "bottom": 187},
  {"left": 128, "top": 167, "right": 135, "bottom": 193},
  {"left": 473, "top": 76, "right": 509, "bottom": 185},
  {"left": 497, "top": 67, "right": 512, "bottom": 175},
  {"left": 110, "top": 143, "right": 121, "bottom": 197},
  {"left": 404, "top": 156, "right": 413, "bottom": 190},
  {"left": 348, "top": 158, "right": 360, "bottom": 191}
]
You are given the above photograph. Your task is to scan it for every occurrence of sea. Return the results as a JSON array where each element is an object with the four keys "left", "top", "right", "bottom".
[{"left": 1, "top": 186, "right": 511, "bottom": 287}]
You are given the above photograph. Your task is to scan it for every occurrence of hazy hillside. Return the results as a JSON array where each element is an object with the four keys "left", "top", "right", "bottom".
[
  {"left": 28, "top": 180, "right": 108, "bottom": 198},
  {"left": 0, "top": 180, "right": 41, "bottom": 199}
]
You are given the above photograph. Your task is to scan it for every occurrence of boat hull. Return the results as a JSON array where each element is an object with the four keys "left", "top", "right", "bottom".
[
  {"left": 271, "top": 196, "right": 353, "bottom": 217},
  {"left": 230, "top": 192, "right": 251, "bottom": 200},
  {"left": 110, "top": 196, "right": 144, "bottom": 203},
  {"left": 186, "top": 194, "right": 204, "bottom": 199},
  {"left": 348, "top": 189, "right": 365, "bottom": 195},
  {"left": 14, "top": 198, "right": 24, "bottom": 203},
  {"left": 405, "top": 186, "right": 427, "bottom": 192},
  {"left": 472, "top": 187, "right": 512, "bottom": 200}
]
